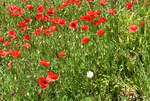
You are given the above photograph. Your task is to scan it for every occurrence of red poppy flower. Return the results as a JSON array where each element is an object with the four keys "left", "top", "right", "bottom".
[
  {"left": 38, "top": 78, "right": 50, "bottom": 89},
  {"left": 3, "top": 41, "right": 11, "bottom": 46},
  {"left": 51, "top": 17, "right": 61, "bottom": 25},
  {"left": 109, "top": 9, "right": 117, "bottom": 16},
  {"left": 87, "top": 11, "right": 98, "bottom": 18},
  {"left": 24, "top": 43, "right": 31, "bottom": 49},
  {"left": 67, "top": 0, "right": 76, "bottom": 5},
  {"left": 43, "top": 29, "right": 53, "bottom": 36},
  {"left": 141, "top": 21, "right": 146, "bottom": 26},
  {"left": 47, "top": 8, "right": 56, "bottom": 16},
  {"left": 85, "top": 0, "right": 94, "bottom": 3},
  {"left": 21, "top": 27, "right": 28, "bottom": 33},
  {"left": 25, "top": 18, "right": 32, "bottom": 23},
  {"left": 24, "top": 35, "right": 31, "bottom": 42},
  {"left": 18, "top": 22, "right": 27, "bottom": 28},
  {"left": 37, "top": 4, "right": 45, "bottom": 14},
  {"left": 97, "top": 30, "right": 105, "bottom": 36},
  {"left": 49, "top": 26, "right": 58, "bottom": 32},
  {"left": 99, "top": 17, "right": 106, "bottom": 23},
  {"left": 129, "top": 25, "right": 139, "bottom": 33},
  {"left": 126, "top": 2, "right": 133, "bottom": 10},
  {"left": 22, "top": 0, "right": 28, "bottom": 2},
  {"left": 7, "top": 49, "right": 13, "bottom": 54},
  {"left": 3, "top": 2, "right": 6, "bottom": 6},
  {"left": 96, "top": 10, "right": 101, "bottom": 15},
  {"left": 0, "top": 37, "right": 4, "bottom": 42},
  {"left": 58, "top": 6, "right": 65, "bottom": 10},
  {"left": 80, "top": 15, "right": 91, "bottom": 22},
  {"left": 100, "top": 0, "right": 108, "bottom": 6},
  {"left": 34, "top": 28, "right": 42, "bottom": 36},
  {"left": 134, "top": 0, "right": 138, "bottom": 4},
  {"left": 8, "top": 6, "right": 17, "bottom": 13},
  {"left": 11, "top": 8, "right": 25, "bottom": 17},
  {"left": 10, "top": 51, "right": 22, "bottom": 58},
  {"left": 0, "top": 50, "right": 8, "bottom": 57},
  {"left": 81, "top": 25, "right": 89, "bottom": 31},
  {"left": 8, "top": 61, "right": 13, "bottom": 69},
  {"left": 62, "top": 1, "right": 68, "bottom": 7},
  {"left": 145, "top": 1, "right": 149, "bottom": 6},
  {"left": 46, "top": 72, "right": 59, "bottom": 82},
  {"left": 60, "top": 51, "right": 66, "bottom": 58},
  {"left": 26, "top": 5, "right": 34, "bottom": 11},
  {"left": 9, "top": 30, "right": 17, "bottom": 40},
  {"left": 58, "top": 19, "right": 67, "bottom": 26},
  {"left": 40, "top": 60, "right": 50, "bottom": 68},
  {"left": 82, "top": 38, "right": 90, "bottom": 44},
  {"left": 75, "top": 0, "right": 82, "bottom": 6},
  {"left": 94, "top": 20, "right": 101, "bottom": 26},
  {"left": 69, "top": 20, "right": 79, "bottom": 30},
  {"left": 35, "top": 14, "right": 43, "bottom": 20},
  {"left": 42, "top": 15, "right": 50, "bottom": 22}
]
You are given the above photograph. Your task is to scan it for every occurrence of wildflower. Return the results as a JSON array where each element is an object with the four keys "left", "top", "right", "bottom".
[
  {"left": 9, "top": 30, "right": 17, "bottom": 40},
  {"left": 60, "top": 51, "right": 66, "bottom": 58},
  {"left": 69, "top": 20, "right": 79, "bottom": 30},
  {"left": 11, "top": 92, "right": 15, "bottom": 96},
  {"left": 24, "top": 43, "right": 31, "bottom": 49},
  {"left": 9, "top": 51, "right": 22, "bottom": 58},
  {"left": 47, "top": 8, "right": 56, "bottom": 16},
  {"left": 26, "top": 5, "right": 34, "bottom": 11},
  {"left": 75, "top": 0, "right": 82, "bottom": 6},
  {"left": 129, "top": 25, "right": 139, "bottom": 33},
  {"left": 58, "top": 6, "right": 65, "bottom": 10},
  {"left": 87, "top": 71, "right": 94, "bottom": 78},
  {"left": 97, "top": 30, "right": 105, "bottom": 36},
  {"left": 0, "top": 37, "right": 4, "bottom": 42},
  {"left": 11, "top": 8, "right": 25, "bottom": 17},
  {"left": 109, "top": 9, "right": 117, "bottom": 16},
  {"left": 51, "top": 17, "right": 61, "bottom": 25},
  {"left": 81, "top": 25, "right": 89, "bottom": 31},
  {"left": 8, "top": 61, "right": 13, "bottom": 69},
  {"left": 38, "top": 78, "right": 50, "bottom": 89},
  {"left": 82, "top": 38, "right": 90, "bottom": 44},
  {"left": 49, "top": 26, "right": 58, "bottom": 32},
  {"left": 24, "top": 35, "right": 31, "bottom": 42},
  {"left": 126, "top": 2, "right": 133, "bottom": 10},
  {"left": 134, "top": 0, "right": 138, "bottom": 4},
  {"left": 0, "top": 50, "right": 8, "bottom": 57},
  {"left": 37, "top": 4, "right": 45, "bottom": 14},
  {"left": 3, "top": 41, "right": 11, "bottom": 46},
  {"left": 18, "top": 22, "right": 27, "bottom": 28},
  {"left": 141, "top": 21, "right": 146, "bottom": 26},
  {"left": 46, "top": 72, "right": 59, "bottom": 82},
  {"left": 145, "top": 1, "right": 149, "bottom": 6},
  {"left": 96, "top": 10, "right": 101, "bottom": 15},
  {"left": 25, "top": 18, "right": 32, "bottom": 23},
  {"left": 99, "top": 17, "right": 106, "bottom": 23},
  {"left": 22, "top": 0, "right": 28, "bottom": 2},
  {"left": 43, "top": 29, "right": 53, "bottom": 36},
  {"left": 40, "top": 60, "right": 50, "bottom": 68},
  {"left": 34, "top": 28, "right": 42, "bottom": 36},
  {"left": 100, "top": 0, "right": 108, "bottom": 6},
  {"left": 58, "top": 19, "right": 67, "bottom": 26},
  {"left": 94, "top": 20, "right": 101, "bottom": 26},
  {"left": 8, "top": 6, "right": 17, "bottom": 13}
]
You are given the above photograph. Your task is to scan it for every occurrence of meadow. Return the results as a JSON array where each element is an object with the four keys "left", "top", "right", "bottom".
[{"left": 0, "top": 0, "right": 150, "bottom": 100}]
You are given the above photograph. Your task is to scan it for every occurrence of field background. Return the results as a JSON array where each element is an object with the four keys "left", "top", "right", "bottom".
[{"left": 0, "top": 0, "right": 150, "bottom": 100}]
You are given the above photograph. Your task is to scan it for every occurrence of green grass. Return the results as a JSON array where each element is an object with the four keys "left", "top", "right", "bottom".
[{"left": 1, "top": 0, "right": 150, "bottom": 100}]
